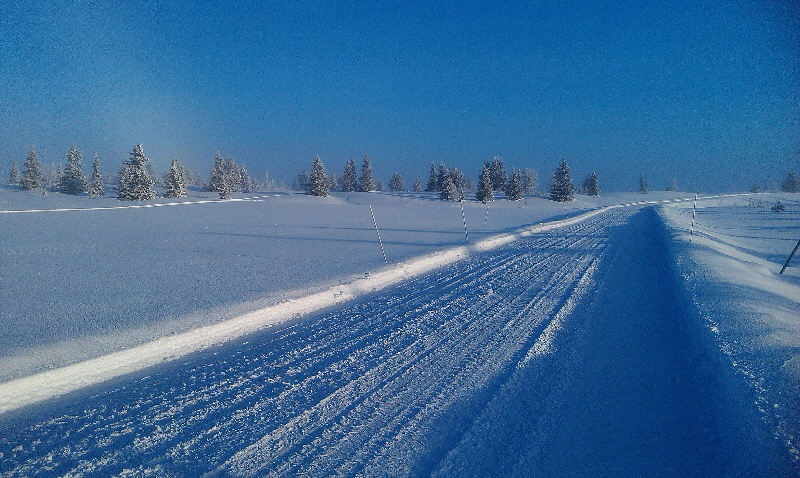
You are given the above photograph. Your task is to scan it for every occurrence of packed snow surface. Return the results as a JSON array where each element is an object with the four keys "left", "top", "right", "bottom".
[{"left": 0, "top": 187, "right": 797, "bottom": 476}]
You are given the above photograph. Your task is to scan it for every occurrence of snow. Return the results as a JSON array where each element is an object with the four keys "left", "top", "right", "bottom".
[{"left": 0, "top": 186, "right": 797, "bottom": 475}]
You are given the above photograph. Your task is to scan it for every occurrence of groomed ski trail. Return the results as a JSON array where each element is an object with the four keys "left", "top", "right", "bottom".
[{"left": 1, "top": 208, "right": 626, "bottom": 476}]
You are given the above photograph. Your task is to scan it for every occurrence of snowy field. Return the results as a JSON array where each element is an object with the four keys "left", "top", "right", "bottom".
[{"left": 0, "top": 187, "right": 798, "bottom": 476}]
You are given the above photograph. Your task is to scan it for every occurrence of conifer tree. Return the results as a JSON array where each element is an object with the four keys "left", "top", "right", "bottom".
[
  {"left": 208, "top": 153, "right": 226, "bottom": 192},
  {"left": 781, "top": 171, "right": 799, "bottom": 193},
  {"left": 341, "top": 158, "right": 357, "bottom": 192},
  {"left": 117, "top": 144, "right": 155, "bottom": 200},
  {"left": 638, "top": 175, "right": 649, "bottom": 194},
  {"left": 583, "top": 172, "right": 600, "bottom": 196},
  {"left": 292, "top": 170, "right": 309, "bottom": 191},
  {"left": 239, "top": 164, "right": 252, "bottom": 193},
  {"left": 87, "top": 154, "right": 104, "bottom": 197},
  {"left": 164, "top": 158, "right": 188, "bottom": 198},
  {"left": 549, "top": 158, "right": 574, "bottom": 202},
  {"left": 222, "top": 157, "right": 239, "bottom": 192},
  {"left": 521, "top": 168, "right": 538, "bottom": 196},
  {"left": 506, "top": 169, "right": 523, "bottom": 200},
  {"left": 436, "top": 162, "right": 447, "bottom": 191},
  {"left": 359, "top": 154, "right": 375, "bottom": 192},
  {"left": 59, "top": 144, "right": 88, "bottom": 195},
  {"left": 476, "top": 163, "right": 494, "bottom": 203},
  {"left": 21, "top": 146, "right": 43, "bottom": 190},
  {"left": 308, "top": 155, "right": 329, "bottom": 196},
  {"left": 489, "top": 156, "right": 506, "bottom": 192},
  {"left": 413, "top": 177, "right": 421, "bottom": 192},
  {"left": 439, "top": 170, "right": 460, "bottom": 201},
  {"left": 327, "top": 171, "right": 339, "bottom": 191},
  {"left": 425, "top": 162, "right": 438, "bottom": 192},
  {"left": 666, "top": 179, "right": 677, "bottom": 192},
  {"left": 388, "top": 172, "right": 405, "bottom": 191},
  {"left": 8, "top": 161, "right": 20, "bottom": 185}
]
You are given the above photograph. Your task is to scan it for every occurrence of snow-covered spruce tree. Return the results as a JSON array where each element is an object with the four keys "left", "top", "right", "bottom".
[
  {"left": 222, "top": 157, "right": 240, "bottom": 193},
  {"left": 117, "top": 144, "right": 155, "bottom": 200},
  {"left": 164, "top": 158, "right": 188, "bottom": 198},
  {"left": 521, "top": 168, "right": 537, "bottom": 196},
  {"left": 87, "top": 154, "right": 104, "bottom": 197},
  {"left": 307, "top": 155, "right": 329, "bottom": 197},
  {"left": 583, "top": 172, "right": 600, "bottom": 196},
  {"left": 359, "top": 154, "right": 375, "bottom": 192},
  {"left": 388, "top": 172, "right": 404, "bottom": 192},
  {"left": 21, "top": 146, "right": 43, "bottom": 190},
  {"left": 436, "top": 162, "right": 447, "bottom": 191},
  {"left": 489, "top": 156, "right": 506, "bottom": 193},
  {"left": 327, "top": 171, "right": 339, "bottom": 191},
  {"left": 439, "top": 170, "right": 459, "bottom": 201},
  {"left": 8, "top": 161, "right": 20, "bottom": 185},
  {"left": 549, "top": 158, "right": 574, "bottom": 202},
  {"left": 341, "top": 158, "right": 357, "bottom": 192},
  {"left": 413, "top": 177, "right": 421, "bottom": 192},
  {"left": 292, "top": 170, "right": 308, "bottom": 191},
  {"left": 781, "top": 171, "right": 799, "bottom": 193},
  {"left": 425, "top": 162, "right": 438, "bottom": 191},
  {"left": 639, "top": 175, "right": 649, "bottom": 194},
  {"left": 239, "top": 164, "right": 252, "bottom": 193},
  {"left": 506, "top": 169, "right": 523, "bottom": 200},
  {"left": 208, "top": 153, "right": 225, "bottom": 192},
  {"left": 59, "top": 144, "right": 88, "bottom": 195},
  {"left": 476, "top": 163, "right": 494, "bottom": 203}
]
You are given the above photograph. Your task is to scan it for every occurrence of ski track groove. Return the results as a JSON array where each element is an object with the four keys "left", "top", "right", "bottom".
[{"left": 0, "top": 209, "right": 630, "bottom": 477}]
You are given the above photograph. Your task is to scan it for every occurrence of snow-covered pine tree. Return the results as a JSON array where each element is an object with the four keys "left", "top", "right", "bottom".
[
  {"left": 425, "top": 162, "right": 437, "bottom": 192},
  {"left": 489, "top": 156, "right": 506, "bottom": 193},
  {"left": 9, "top": 161, "right": 20, "bottom": 185},
  {"left": 21, "top": 146, "right": 43, "bottom": 190},
  {"left": 413, "top": 177, "right": 421, "bottom": 192},
  {"left": 208, "top": 153, "right": 225, "bottom": 192},
  {"left": 506, "top": 169, "right": 523, "bottom": 200},
  {"left": 521, "top": 168, "right": 538, "bottom": 196},
  {"left": 583, "top": 172, "right": 600, "bottom": 196},
  {"left": 476, "top": 163, "right": 494, "bottom": 203},
  {"left": 164, "top": 158, "right": 188, "bottom": 198},
  {"left": 439, "top": 170, "right": 459, "bottom": 201},
  {"left": 292, "top": 170, "right": 308, "bottom": 191},
  {"left": 359, "top": 154, "right": 375, "bottom": 192},
  {"left": 341, "top": 158, "right": 357, "bottom": 192},
  {"left": 549, "top": 158, "right": 574, "bottom": 202},
  {"left": 638, "top": 175, "right": 649, "bottom": 194},
  {"left": 117, "top": 144, "right": 155, "bottom": 200},
  {"left": 222, "top": 157, "right": 240, "bottom": 193},
  {"left": 436, "top": 162, "right": 447, "bottom": 191},
  {"left": 87, "top": 154, "right": 104, "bottom": 196},
  {"left": 388, "top": 172, "right": 404, "bottom": 191},
  {"left": 307, "top": 155, "right": 329, "bottom": 196},
  {"left": 59, "top": 144, "right": 88, "bottom": 195},
  {"left": 239, "top": 164, "right": 252, "bottom": 193},
  {"left": 327, "top": 171, "right": 338, "bottom": 191},
  {"left": 781, "top": 171, "right": 799, "bottom": 193}
]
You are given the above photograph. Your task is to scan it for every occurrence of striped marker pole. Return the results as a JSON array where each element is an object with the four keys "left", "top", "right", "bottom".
[
  {"left": 460, "top": 199, "right": 469, "bottom": 244},
  {"left": 370, "top": 205, "right": 388, "bottom": 264}
]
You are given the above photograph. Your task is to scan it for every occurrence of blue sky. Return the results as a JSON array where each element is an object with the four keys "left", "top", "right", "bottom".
[{"left": 1, "top": 0, "right": 798, "bottom": 191}]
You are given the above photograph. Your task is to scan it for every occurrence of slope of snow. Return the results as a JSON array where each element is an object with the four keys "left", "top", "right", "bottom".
[{"left": 661, "top": 193, "right": 800, "bottom": 464}]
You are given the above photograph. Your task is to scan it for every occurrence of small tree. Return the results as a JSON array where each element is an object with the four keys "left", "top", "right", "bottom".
[
  {"left": 666, "top": 179, "right": 677, "bottom": 191},
  {"left": 239, "top": 164, "right": 252, "bottom": 193},
  {"left": 506, "top": 169, "right": 523, "bottom": 200},
  {"left": 749, "top": 182, "right": 760, "bottom": 193},
  {"left": 436, "top": 162, "right": 447, "bottom": 191},
  {"left": 292, "top": 170, "right": 309, "bottom": 191},
  {"left": 476, "top": 163, "right": 494, "bottom": 203},
  {"left": 208, "top": 152, "right": 226, "bottom": 192},
  {"left": 639, "top": 175, "right": 649, "bottom": 194},
  {"left": 307, "top": 155, "right": 329, "bottom": 196},
  {"left": 341, "top": 158, "right": 357, "bottom": 192},
  {"left": 21, "top": 146, "right": 43, "bottom": 190},
  {"left": 412, "top": 177, "right": 421, "bottom": 192},
  {"left": 521, "top": 168, "right": 538, "bottom": 196},
  {"left": 439, "top": 170, "right": 461, "bottom": 201},
  {"left": 489, "top": 156, "right": 506, "bottom": 192},
  {"left": 359, "top": 154, "right": 375, "bottom": 192},
  {"left": 8, "top": 161, "right": 20, "bottom": 185},
  {"left": 327, "top": 171, "right": 339, "bottom": 191},
  {"left": 781, "top": 171, "right": 799, "bottom": 193},
  {"left": 59, "top": 144, "right": 88, "bottom": 195},
  {"left": 222, "top": 157, "right": 239, "bottom": 193},
  {"left": 164, "top": 158, "right": 188, "bottom": 198},
  {"left": 583, "top": 172, "right": 600, "bottom": 196},
  {"left": 87, "top": 154, "right": 104, "bottom": 197},
  {"left": 425, "top": 162, "right": 438, "bottom": 191},
  {"left": 388, "top": 172, "right": 405, "bottom": 191},
  {"left": 549, "top": 158, "right": 574, "bottom": 202},
  {"left": 117, "top": 144, "right": 156, "bottom": 200}
]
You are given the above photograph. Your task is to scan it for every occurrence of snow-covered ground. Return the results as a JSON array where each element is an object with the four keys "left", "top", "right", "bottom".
[{"left": 0, "top": 187, "right": 797, "bottom": 476}]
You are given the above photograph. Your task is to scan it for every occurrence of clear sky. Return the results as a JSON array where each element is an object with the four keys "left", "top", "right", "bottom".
[{"left": 1, "top": 0, "right": 798, "bottom": 192}]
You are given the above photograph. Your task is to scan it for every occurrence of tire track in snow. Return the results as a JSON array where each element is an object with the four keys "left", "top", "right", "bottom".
[{"left": 0, "top": 209, "right": 632, "bottom": 476}]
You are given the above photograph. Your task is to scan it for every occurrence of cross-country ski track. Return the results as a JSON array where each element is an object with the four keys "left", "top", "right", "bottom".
[{"left": 0, "top": 202, "right": 794, "bottom": 476}]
